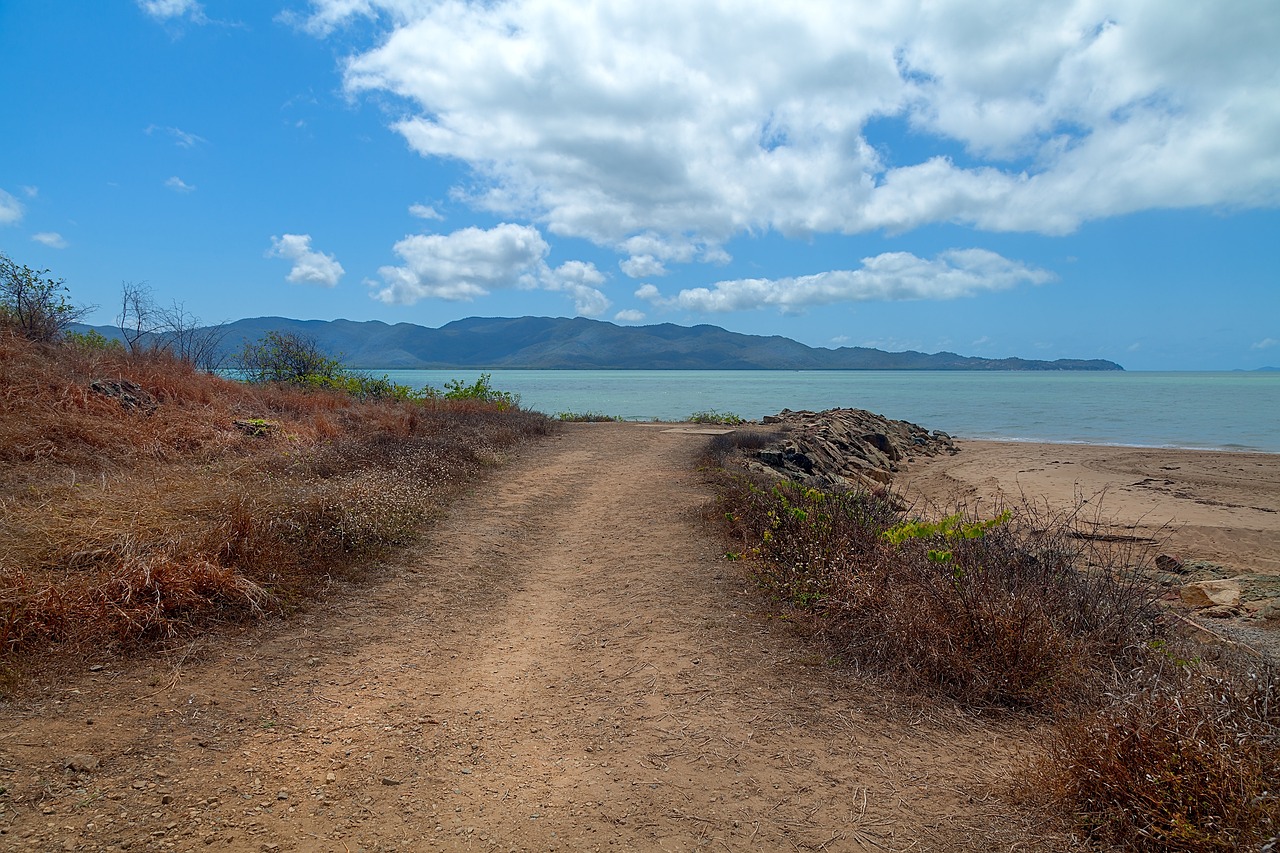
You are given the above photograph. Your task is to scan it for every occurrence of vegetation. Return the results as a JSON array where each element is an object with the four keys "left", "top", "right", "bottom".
[
  {"left": 689, "top": 409, "right": 747, "bottom": 425},
  {"left": 703, "top": 431, "right": 1279, "bottom": 851},
  {"left": 0, "top": 263, "right": 552, "bottom": 681},
  {"left": 555, "top": 410, "right": 624, "bottom": 422},
  {"left": 1, "top": 252, "right": 91, "bottom": 342},
  {"left": 116, "top": 281, "right": 228, "bottom": 370}
]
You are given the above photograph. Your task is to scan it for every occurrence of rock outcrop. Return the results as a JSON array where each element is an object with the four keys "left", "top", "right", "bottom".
[{"left": 745, "top": 408, "right": 959, "bottom": 491}]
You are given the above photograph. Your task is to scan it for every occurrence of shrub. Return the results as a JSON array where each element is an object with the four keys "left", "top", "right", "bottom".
[
  {"left": 235, "top": 330, "right": 344, "bottom": 384},
  {"left": 709, "top": 470, "right": 1161, "bottom": 710},
  {"left": 690, "top": 409, "right": 746, "bottom": 425},
  {"left": 1034, "top": 651, "right": 1279, "bottom": 851},
  {"left": 0, "top": 252, "right": 90, "bottom": 342}
]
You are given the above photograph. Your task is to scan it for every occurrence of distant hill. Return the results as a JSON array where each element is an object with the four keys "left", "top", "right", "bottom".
[{"left": 75, "top": 316, "right": 1125, "bottom": 371}]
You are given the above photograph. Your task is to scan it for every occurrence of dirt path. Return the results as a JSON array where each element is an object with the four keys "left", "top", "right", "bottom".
[{"left": 1, "top": 424, "right": 1038, "bottom": 852}]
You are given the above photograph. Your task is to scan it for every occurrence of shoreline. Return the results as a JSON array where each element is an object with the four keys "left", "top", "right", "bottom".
[
  {"left": 945, "top": 434, "right": 1279, "bottom": 455},
  {"left": 897, "top": 439, "right": 1280, "bottom": 617}
]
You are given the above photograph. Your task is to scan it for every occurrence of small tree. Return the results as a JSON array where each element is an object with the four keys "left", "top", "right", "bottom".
[
  {"left": 160, "top": 301, "right": 228, "bottom": 371},
  {"left": 117, "top": 281, "right": 229, "bottom": 370},
  {"left": 0, "top": 253, "right": 90, "bottom": 342},
  {"left": 117, "top": 281, "right": 161, "bottom": 354},
  {"left": 236, "top": 331, "right": 343, "bottom": 384}
]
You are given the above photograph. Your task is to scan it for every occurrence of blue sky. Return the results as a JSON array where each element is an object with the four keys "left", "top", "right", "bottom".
[{"left": 2, "top": 0, "right": 1277, "bottom": 370}]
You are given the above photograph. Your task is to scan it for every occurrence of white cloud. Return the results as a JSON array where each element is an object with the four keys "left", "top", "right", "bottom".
[
  {"left": 619, "top": 255, "right": 667, "bottom": 279},
  {"left": 268, "top": 234, "right": 345, "bottom": 287},
  {"left": 614, "top": 309, "right": 646, "bottom": 323},
  {"left": 147, "top": 125, "right": 206, "bottom": 148},
  {"left": 543, "top": 260, "right": 610, "bottom": 316},
  {"left": 0, "top": 188, "right": 22, "bottom": 225},
  {"left": 32, "top": 232, "right": 68, "bottom": 249},
  {"left": 408, "top": 203, "right": 443, "bottom": 220},
  {"left": 640, "top": 249, "right": 1052, "bottom": 314},
  {"left": 21, "top": 186, "right": 38, "bottom": 199},
  {"left": 371, "top": 223, "right": 609, "bottom": 315},
  {"left": 306, "top": 0, "right": 1280, "bottom": 257},
  {"left": 372, "top": 223, "right": 548, "bottom": 303},
  {"left": 137, "top": 0, "right": 205, "bottom": 22},
  {"left": 164, "top": 176, "right": 196, "bottom": 193},
  {"left": 830, "top": 335, "right": 851, "bottom": 345},
  {"left": 1252, "top": 337, "right": 1278, "bottom": 351}
]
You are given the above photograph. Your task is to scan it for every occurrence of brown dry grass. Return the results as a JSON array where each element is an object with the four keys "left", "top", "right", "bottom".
[
  {"left": 0, "top": 332, "right": 552, "bottom": 673},
  {"left": 703, "top": 429, "right": 1280, "bottom": 851}
]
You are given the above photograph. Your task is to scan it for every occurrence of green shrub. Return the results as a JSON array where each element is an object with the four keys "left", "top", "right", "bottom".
[{"left": 690, "top": 409, "right": 746, "bottom": 425}]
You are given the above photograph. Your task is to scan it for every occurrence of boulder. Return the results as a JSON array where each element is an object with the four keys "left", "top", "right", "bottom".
[
  {"left": 748, "top": 408, "right": 958, "bottom": 492},
  {"left": 1179, "top": 579, "right": 1243, "bottom": 608}
]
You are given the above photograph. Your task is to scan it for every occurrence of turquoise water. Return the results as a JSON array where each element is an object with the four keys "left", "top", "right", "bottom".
[{"left": 381, "top": 370, "right": 1280, "bottom": 453}]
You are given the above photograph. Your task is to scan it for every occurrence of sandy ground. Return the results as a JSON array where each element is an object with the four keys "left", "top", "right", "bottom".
[
  {"left": 897, "top": 440, "right": 1280, "bottom": 575},
  {"left": 0, "top": 424, "right": 1051, "bottom": 853}
]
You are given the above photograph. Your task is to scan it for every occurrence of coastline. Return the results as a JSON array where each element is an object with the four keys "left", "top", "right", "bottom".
[{"left": 897, "top": 439, "right": 1280, "bottom": 578}]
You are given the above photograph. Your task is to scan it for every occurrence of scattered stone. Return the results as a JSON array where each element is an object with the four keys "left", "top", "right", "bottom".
[
  {"left": 63, "top": 755, "right": 100, "bottom": 773},
  {"left": 745, "top": 408, "right": 959, "bottom": 492},
  {"left": 380, "top": 777, "right": 401, "bottom": 786},
  {"left": 87, "top": 664, "right": 104, "bottom": 673},
  {"left": 1180, "top": 579, "right": 1243, "bottom": 608},
  {"left": 1155, "top": 553, "right": 1186, "bottom": 573},
  {"left": 1199, "top": 605, "right": 1239, "bottom": 619},
  {"left": 233, "top": 419, "right": 277, "bottom": 437},
  {"left": 89, "top": 379, "right": 157, "bottom": 413}
]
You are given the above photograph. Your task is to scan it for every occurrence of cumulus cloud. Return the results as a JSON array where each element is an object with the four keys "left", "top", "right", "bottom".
[
  {"left": 619, "top": 255, "right": 667, "bottom": 279},
  {"left": 614, "top": 309, "right": 646, "bottom": 323},
  {"left": 304, "top": 0, "right": 1280, "bottom": 258},
  {"left": 164, "top": 176, "right": 196, "bottom": 193},
  {"left": 408, "top": 203, "right": 443, "bottom": 220},
  {"left": 1252, "top": 337, "right": 1278, "bottom": 351},
  {"left": 268, "top": 234, "right": 345, "bottom": 287},
  {"left": 32, "top": 232, "right": 68, "bottom": 249},
  {"left": 21, "top": 186, "right": 38, "bottom": 199},
  {"left": 370, "top": 222, "right": 609, "bottom": 315},
  {"left": 0, "top": 188, "right": 23, "bottom": 225},
  {"left": 639, "top": 250, "right": 1052, "bottom": 314}
]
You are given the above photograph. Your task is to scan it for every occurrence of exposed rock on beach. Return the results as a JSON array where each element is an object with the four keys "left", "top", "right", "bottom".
[{"left": 744, "top": 407, "right": 959, "bottom": 491}]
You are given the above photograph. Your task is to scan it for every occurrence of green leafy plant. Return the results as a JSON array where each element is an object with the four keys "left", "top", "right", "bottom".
[
  {"left": 0, "top": 253, "right": 91, "bottom": 342},
  {"left": 689, "top": 409, "right": 746, "bottom": 425}
]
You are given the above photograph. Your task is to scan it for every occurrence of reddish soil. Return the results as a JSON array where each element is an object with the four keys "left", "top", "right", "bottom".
[{"left": 0, "top": 423, "right": 1047, "bottom": 851}]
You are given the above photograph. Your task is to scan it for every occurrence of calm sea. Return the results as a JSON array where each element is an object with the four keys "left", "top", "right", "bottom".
[{"left": 380, "top": 370, "right": 1280, "bottom": 453}]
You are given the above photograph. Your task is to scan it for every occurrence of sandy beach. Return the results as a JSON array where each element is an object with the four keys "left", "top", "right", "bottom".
[{"left": 899, "top": 441, "right": 1280, "bottom": 573}]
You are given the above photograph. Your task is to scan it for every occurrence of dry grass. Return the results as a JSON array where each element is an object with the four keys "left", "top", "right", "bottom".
[
  {"left": 704, "top": 429, "right": 1280, "bottom": 850},
  {"left": 0, "top": 332, "right": 552, "bottom": 671}
]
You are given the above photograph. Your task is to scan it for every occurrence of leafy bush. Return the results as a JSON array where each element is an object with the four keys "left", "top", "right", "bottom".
[
  {"left": 690, "top": 409, "right": 746, "bottom": 425},
  {"left": 435, "top": 372, "right": 518, "bottom": 409},
  {"left": 235, "top": 330, "right": 344, "bottom": 384},
  {"left": 0, "top": 252, "right": 90, "bottom": 342}
]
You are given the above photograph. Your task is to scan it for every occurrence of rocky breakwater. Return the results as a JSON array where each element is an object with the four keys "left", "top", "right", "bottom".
[{"left": 745, "top": 408, "right": 959, "bottom": 492}]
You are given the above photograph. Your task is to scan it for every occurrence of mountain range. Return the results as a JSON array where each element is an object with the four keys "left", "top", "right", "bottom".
[{"left": 80, "top": 315, "right": 1125, "bottom": 371}]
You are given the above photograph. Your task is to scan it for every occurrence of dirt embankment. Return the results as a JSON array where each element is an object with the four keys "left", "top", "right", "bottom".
[{"left": 0, "top": 423, "right": 1042, "bottom": 852}]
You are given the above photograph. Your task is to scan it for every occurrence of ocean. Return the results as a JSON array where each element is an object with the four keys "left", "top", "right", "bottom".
[{"left": 380, "top": 369, "right": 1280, "bottom": 454}]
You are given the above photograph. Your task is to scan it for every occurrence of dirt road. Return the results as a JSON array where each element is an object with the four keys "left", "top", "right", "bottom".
[{"left": 0, "top": 423, "right": 1036, "bottom": 851}]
